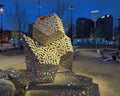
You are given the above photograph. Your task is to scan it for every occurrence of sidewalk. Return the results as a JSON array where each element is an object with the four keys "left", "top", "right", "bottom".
[{"left": 0, "top": 54, "right": 26, "bottom": 70}]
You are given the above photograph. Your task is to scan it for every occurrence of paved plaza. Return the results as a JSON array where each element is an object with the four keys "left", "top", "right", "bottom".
[
  {"left": 0, "top": 54, "right": 26, "bottom": 70},
  {"left": 0, "top": 49, "right": 120, "bottom": 96},
  {"left": 73, "top": 49, "right": 120, "bottom": 96}
]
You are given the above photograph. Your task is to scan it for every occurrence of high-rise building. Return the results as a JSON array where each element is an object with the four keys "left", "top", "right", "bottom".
[
  {"left": 96, "top": 14, "right": 113, "bottom": 40},
  {"left": 0, "top": 30, "right": 11, "bottom": 43},
  {"left": 26, "top": 23, "right": 34, "bottom": 37},
  {"left": 76, "top": 18, "right": 94, "bottom": 38},
  {"left": 114, "top": 26, "right": 118, "bottom": 40},
  {"left": 28, "top": 23, "right": 33, "bottom": 34}
]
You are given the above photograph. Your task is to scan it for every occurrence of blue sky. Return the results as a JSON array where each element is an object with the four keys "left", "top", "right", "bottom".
[{"left": 1, "top": 0, "right": 120, "bottom": 30}]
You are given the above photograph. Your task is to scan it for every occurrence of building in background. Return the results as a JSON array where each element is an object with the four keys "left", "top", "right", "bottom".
[
  {"left": 96, "top": 14, "right": 113, "bottom": 40},
  {"left": 0, "top": 30, "right": 11, "bottom": 43},
  {"left": 114, "top": 26, "right": 118, "bottom": 40},
  {"left": 76, "top": 18, "right": 94, "bottom": 38},
  {"left": 28, "top": 23, "right": 33, "bottom": 35}
]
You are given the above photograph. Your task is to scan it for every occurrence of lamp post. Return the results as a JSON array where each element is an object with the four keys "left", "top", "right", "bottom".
[
  {"left": 69, "top": 5, "right": 75, "bottom": 60},
  {"left": 91, "top": 10, "right": 99, "bottom": 28},
  {"left": 69, "top": 5, "right": 74, "bottom": 44},
  {"left": 91, "top": 10, "right": 99, "bottom": 50},
  {"left": 37, "top": 0, "right": 41, "bottom": 17},
  {"left": 0, "top": 4, "right": 4, "bottom": 47}
]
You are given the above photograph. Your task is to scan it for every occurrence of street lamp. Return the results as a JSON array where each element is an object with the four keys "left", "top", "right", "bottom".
[
  {"left": 91, "top": 10, "right": 99, "bottom": 50},
  {"left": 37, "top": 0, "right": 41, "bottom": 17},
  {"left": 69, "top": 5, "right": 75, "bottom": 60},
  {"left": 91, "top": 10, "right": 99, "bottom": 27},
  {"left": 0, "top": 4, "right": 4, "bottom": 46},
  {"left": 69, "top": 5, "right": 74, "bottom": 44}
]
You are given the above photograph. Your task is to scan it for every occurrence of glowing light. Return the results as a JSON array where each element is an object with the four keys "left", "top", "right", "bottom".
[
  {"left": 107, "top": 15, "right": 110, "bottom": 17},
  {"left": 0, "top": 8, "right": 4, "bottom": 14},
  {"left": 91, "top": 10, "right": 99, "bottom": 13},
  {"left": 101, "top": 16, "right": 105, "bottom": 19}
]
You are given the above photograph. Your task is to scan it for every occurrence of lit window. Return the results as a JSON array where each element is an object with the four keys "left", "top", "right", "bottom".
[
  {"left": 107, "top": 15, "right": 110, "bottom": 17},
  {"left": 101, "top": 16, "right": 105, "bottom": 19}
]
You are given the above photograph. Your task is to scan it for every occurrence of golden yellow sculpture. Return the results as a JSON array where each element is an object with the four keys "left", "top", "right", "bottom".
[
  {"left": 23, "top": 13, "right": 74, "bottom": 83},
  {"left": 33, "top": 13, "right": 65, "bottom": 46}
]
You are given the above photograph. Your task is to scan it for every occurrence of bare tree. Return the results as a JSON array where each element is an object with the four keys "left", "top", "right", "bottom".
[
  {"left": 51, "top": 0, "right": 67, "bottom": 19},
  {"left": 91, "top": 27, "right": 103, "bottom": 49},
  {"left": 63, "top": 15, "right": 71, "bottom": 33},
  {"left": 6, "top": 0, "right": 29, "bottom": 35},
  {"left": 51, "top": 0, "right": 72, "bottom": 34}
]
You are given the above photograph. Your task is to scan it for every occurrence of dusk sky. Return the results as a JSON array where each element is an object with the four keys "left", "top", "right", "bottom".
[{"left": 1, "top": 0, "right": 120, "bottom": 30}]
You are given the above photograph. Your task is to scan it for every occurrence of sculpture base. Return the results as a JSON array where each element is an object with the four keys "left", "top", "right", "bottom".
[{"left": 27, "top": 71, "right": 100, "bottom": 96}]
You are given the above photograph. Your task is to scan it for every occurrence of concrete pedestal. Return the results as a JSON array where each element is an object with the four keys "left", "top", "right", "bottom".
[{"left": 27, "top": 71, "right": 100, "bottom": 96}]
